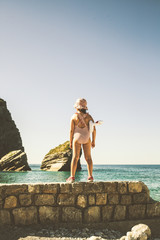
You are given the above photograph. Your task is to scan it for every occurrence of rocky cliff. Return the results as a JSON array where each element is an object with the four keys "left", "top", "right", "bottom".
[
  {"left": 41, "top": 141, "right": 82, "bottom": 171},
  {"left": 0, "top": 98, "right": 31, "bottom": 171}
]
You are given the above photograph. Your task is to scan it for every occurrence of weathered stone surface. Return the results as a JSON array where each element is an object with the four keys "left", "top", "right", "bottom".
[
  {"left": 35, "top": 194, "right": 55, "bottom": 206},
  {"left": 41, "top": 141, "right": 82, "bottom": 171},
  {"left": 0, "top": 196, "right": 3, "bottom": 208},
  {"left": 0, "top": 209, "right": 11, "bottom": 225},
  {"left": 103, "top": 182, "right": 117, "bottom": 193},
  {"left": 147, "top": 202, "right": 160, "bottom": 217},
  {"left": 96, "top": 193, "right": 107, "bottom": 205},
  {"left": 12, "top": 206, "right": 38, "bottom": 225},
  {"left": 121, "top": 195, "right": 132, "bottom": 205},
  {"left": 108, "top": 194, "right": 119, "bottom": 204},
  {"left": 39, "top": 206, "right": 60, "bottom": 223},
  {"left": 71, "top": 182, "right": 83, "bottom": 194},
  {"left": 77, "top": 194, "right": 87, "bottom": 208},
  {"left": 4, "top": 196, "right": 17, "bottom": 208},
  {"left": 0, "top": 150, "right": 31, "bottom": 171},
  {"left": 19, "top": 194, "right": 32, "bottom": 206},
  {"left": 84, "top": 182, "right": 103, "bottom": 193},
  {"left": 114, "top": 205, "right": 126, "bottom": 220},
  {"left": 123, "top": 224, "right": 152, "bottom": 240},
  {"left": 141, "top": 183, "right": 150, "bottom": 194},
  {"left": 88, "top": 194, "right": 96, "bottom": 205},
  {"left": 0, "top": 181, "right": 159, "bottom": 227},
  {"left": 133, "top": 193, "right": 149, "bottom": 204},
  {"left": 118, "top": 182, "right": 128, "bottom": 194},
  {"left": 84, "top": 206, "right": 101, "bottom": 223},
  {"left": 62, "top": 207, "right": 82, "bottom": 222},
  {"left": 131, "top": 224, "right": 151, "bottom": 238},
  {"left": 57, "top": 194, "right": 75, "bottom": 205},
  {"left": 128, "top": 182, "right": 143, "bottom": 193},
  {"left": 128, "top": 204, "right": 146, "bottom": 219},
  {"left": 88, "top": 237, "right": 103, "bottom": 240},
  {"left": 60, "top": 183, "right": 71, "bottom": 193},
  {"left": 102, "top": 205, "right": 114, "bottom": 221},
  {"left": 28, "top": 184, "right": 40, "bottom": 194},
  {"left": 0, "top": 99, "right": 24, "bottom": 159},
  {"left": 4, "top": 184, "right": 28, "bottom": 196},
  {"left": 41, "top": 184, "right": 59, "bottom": 194}
]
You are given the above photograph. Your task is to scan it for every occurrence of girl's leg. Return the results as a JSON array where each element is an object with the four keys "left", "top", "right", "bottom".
[
  {"left": 71, "top": 140, "right": 81, "bottom": 177},
  {"left": 83, "top": 139, "right": 93, "bottom": 178}
]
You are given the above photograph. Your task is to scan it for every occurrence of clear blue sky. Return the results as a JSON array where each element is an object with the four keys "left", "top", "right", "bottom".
[{"left": 0, "top": 0, "right": 160, "bottom": 164}]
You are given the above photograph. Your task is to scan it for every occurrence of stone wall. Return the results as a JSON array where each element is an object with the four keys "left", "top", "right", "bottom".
[{"left": 0, "top": 181, "right": 160, "bottom": 226}]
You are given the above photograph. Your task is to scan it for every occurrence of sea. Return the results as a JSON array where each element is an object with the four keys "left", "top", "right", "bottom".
[{"left": 0, "top": 164, "right": 160, "bottom": 201}]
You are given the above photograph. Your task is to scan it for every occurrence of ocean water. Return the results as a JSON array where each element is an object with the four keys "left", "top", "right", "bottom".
[{"left": 0, "top": 165, "right": 160, "bottom": 201}]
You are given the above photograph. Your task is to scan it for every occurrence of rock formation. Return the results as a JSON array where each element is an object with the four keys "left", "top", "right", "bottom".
[
  {"left": 120, "top": 224, "right": 151, "bottom": 240},
  {"left": 41, "top": 141, "right": 82, "bottom": 171},
  {"left": 0, "top": 98, "right": 31, "bottom": 171},
  {"left": 0, "top": 150, "right": 31, "bottom": 171}
]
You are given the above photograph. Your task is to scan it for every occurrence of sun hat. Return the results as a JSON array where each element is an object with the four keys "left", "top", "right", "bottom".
[{"left": 74, "top": 98, "right": 88, "bottom": 110}]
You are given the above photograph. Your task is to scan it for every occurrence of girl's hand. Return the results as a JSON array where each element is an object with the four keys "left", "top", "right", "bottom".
[
  {"left": 91, "top": 141, "right": 95, "bottom": 148},
  {"left": 70, "top": 142, "right": 72, "bottom": 149}
]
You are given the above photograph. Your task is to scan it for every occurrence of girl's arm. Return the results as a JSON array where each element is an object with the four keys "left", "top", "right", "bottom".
[
  {"left": 70, "top": 117, "right": 75, "bottom": 149},
  {"left": 92, "top": 126, "right": 96, "bottom": 148},
  {"left": 89, "top": 114, "right": 96, "bottom": 148}
]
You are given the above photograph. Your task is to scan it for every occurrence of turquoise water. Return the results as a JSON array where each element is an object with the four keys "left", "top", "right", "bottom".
[{"left": 0, "top": 165, "right": 160, "bottom": 201}]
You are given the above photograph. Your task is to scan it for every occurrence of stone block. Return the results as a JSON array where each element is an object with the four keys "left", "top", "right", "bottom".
[
  {"left": 57, "top": 194, "right": 75, "bottom": 205},
  {"left": 128, "top": 204, "right": 146, "bottom": 219},
  {"left": 133, "top": 193, "right": 149, "bottom": 204},
  {"left": 142, "top": 183, "right": 150, "bottom": 194},
  {"left": 121, "top": 195, "right": 132, "bottom": 205},
  {"left": 62, "top": 207, "right": 82, "bottom": 222},
  {"left": 41, "top": 183, "right": 59, "bottom": 193},
  {"left": 128, "top": 182, "right": 143, "bottom": 193},
  {"left": 35, "top": 194, "right": 55, "bottom": 206},
  {"left": 84, "top": 182, "right": 103, "bottom": 193},
  {"left": 114, "top": 205, "right": 126, "bottom": 220},
  {"left": 39, "top": 206, "right": 60, "bottom": 223},
  {"left": 103, "top": 182, "right": 117, "bottom": 193},
  {"left": 60, "top": 183, "right": 71, "bottom": 193},
  {"left": 4, "top": 184, "right": 28, "bottom": 196},
  {"left": 102, "top": 205, "right": 114, "bottom": 221},
  {"left": 147, "top": 203, "right": 160, "bottom": 217},
  {"left": 88, "top": 194, "right": 96, "bottom": 205},
  {"left": 0, "top": 210, "right": 11, "bottom": 225},
  {"left": 118, "top": 182, "right": 128, "bottom": 194},
  {"left": 0, "top": 186, "right": 3, "bottom": 196},
  {"left": 71, "top": 182, "right": 83, "bottom": 194},
  {"left": 12, "top": 206, "right": 38, "bottom": 225},
  {"left": 28, "top": 184, "right": 40, "bottom": 193},
  {"left": 108, "top": 194, "right": 119, "bottom": 204},
  {"left": 19, "top": 194, "right": 32, "bottom": 206},
  {"left": 84, "top": 206, "right": 101, "bottom": 223},
  {"left": 77, "top": 195, "right": 87, "bottom": 208},
  {"left": 4, "top": 196, "right": 17, "bottom": 208},
  {"left": 96, "top": 193, "right": 107, "bottom": 205},
  {"left": 0, "top": 197, "right": 3, "bottom": 208}
]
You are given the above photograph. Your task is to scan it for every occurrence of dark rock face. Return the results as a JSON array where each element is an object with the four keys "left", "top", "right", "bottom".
[
  {"left": 0, "top": 150, "right": 31, "bottom": 171},
  {"left": 41, "top": 141, "right": 82, "bottom": 171},
  {"left": 0, "top": 99, "right": 24, "bottom": 159},
  {"left": 0, "top": 98, "right": 31, "bottom": 171}
]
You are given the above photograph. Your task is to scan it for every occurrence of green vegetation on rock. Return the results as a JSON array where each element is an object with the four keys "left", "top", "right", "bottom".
[{"left": 46, "top": 141, "right": 70, "bottom": 156}]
